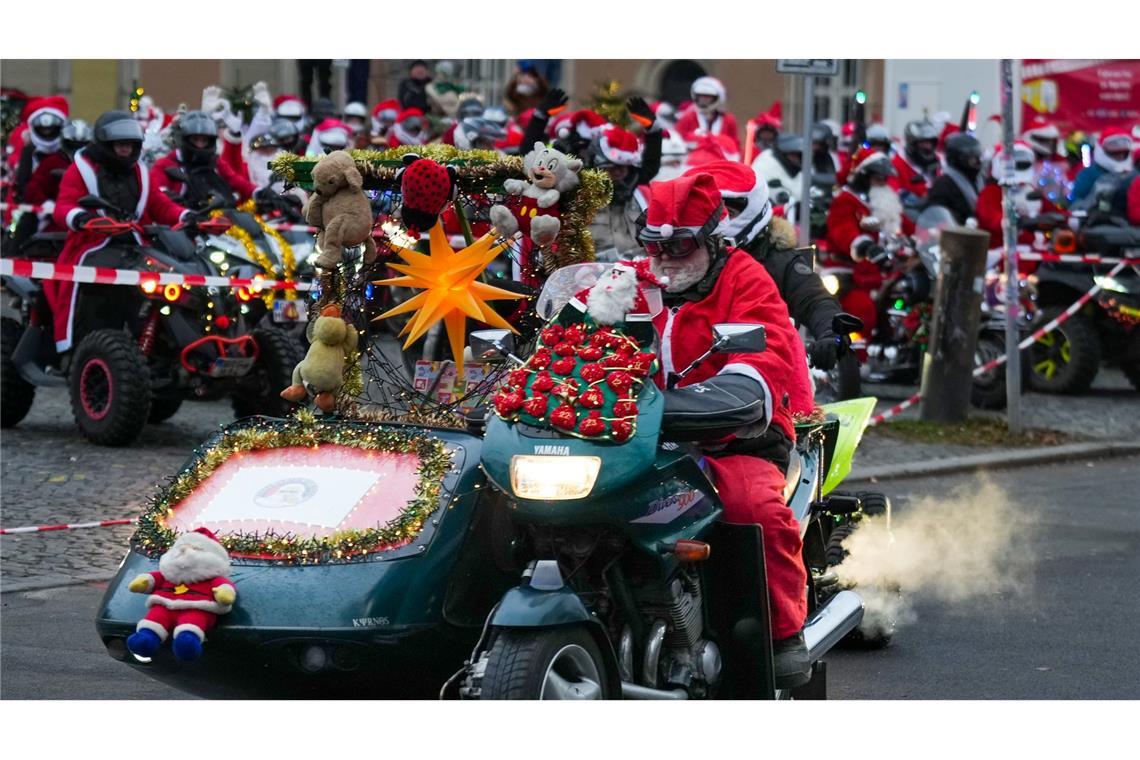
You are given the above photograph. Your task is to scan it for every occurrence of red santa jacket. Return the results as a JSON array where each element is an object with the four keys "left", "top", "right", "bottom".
[
  {"left": 150, "top": 150, "right": 256, "bottom": 204},
  {"left": 20, "top": 151, "right": 71, "bottom": 206},
  {"left": 976, "top": 182, "right": 1064, "bottom": 249},
  {"left": 675, "top": 109, "right": 741, "bottom": 155},
  {"left": 218, "top": 133, "right": 248, "bottom": 181},
  {"left": 889, "top": 152, "right": 935, "bottom": 199},
  {"left": 138, "top": 571, "right": 236, "bottom": 614},
  {"left": 651, "top": 249, "right": 800, "bottom": 442},
  {"left": 826, "top": 187, "right": 879, "bottom": 261}
]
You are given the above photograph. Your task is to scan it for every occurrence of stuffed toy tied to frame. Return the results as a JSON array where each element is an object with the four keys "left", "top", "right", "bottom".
[
  {"left": 280, "top": 304, "right": 360, "bottom": 412},
  {"left": 303, "top": 150, "right": 378, "bottom": 269},
  {"left": 125, "top": 528, "right": 236, "bottom": 662},
  {"left": 490, "top": 142, "right": 582, "bottom": 247}
]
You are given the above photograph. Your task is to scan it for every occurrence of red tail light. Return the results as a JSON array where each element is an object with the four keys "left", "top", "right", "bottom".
[{"left": 197, "top": 218, "right": 233, "bottom": 235}]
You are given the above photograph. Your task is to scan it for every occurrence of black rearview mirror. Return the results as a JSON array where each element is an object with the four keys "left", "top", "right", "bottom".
[
  {"left": 470, "top": 329, "right": 515, "bottom": 362},
  {"left": 711, "top": 324, "right": 766, "bottom": 354}
]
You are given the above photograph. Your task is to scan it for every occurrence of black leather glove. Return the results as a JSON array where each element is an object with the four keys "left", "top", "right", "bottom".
[
  {"left": 808, "top": 334, "right": 844, "bottom": 371},
  {"left": 538, "top": 88, "right": 569, "bottom": 118},
  {"left": 72, "top": 212, "right": 94, "bottom": 230},
  {"left": 626, "top": 96, "right": 656, "bottom": 130}
]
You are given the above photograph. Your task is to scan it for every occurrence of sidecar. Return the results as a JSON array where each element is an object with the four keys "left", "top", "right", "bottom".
[{"left": 94, "top": 417, "right": 518, "bottom": 699}]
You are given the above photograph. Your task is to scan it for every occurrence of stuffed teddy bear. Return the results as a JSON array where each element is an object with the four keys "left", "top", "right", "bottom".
[
  {"left": 303, "top": 150, "right": 377, "bottom": 269},
  {"left": 490, "top": 142, "right": 582, "bottom": 247},
  {"left": 125, "top": 527, "right": 235, "bottom": 662},
  {"left": 280, "top": 304, "right": 359, "bottom": 412}
]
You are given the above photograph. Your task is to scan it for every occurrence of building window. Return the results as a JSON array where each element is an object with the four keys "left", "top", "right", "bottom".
[
  {"left": 812, "top": 59, "right": 863, "bottom": 123},
  {"left": 657, "top": 60, "right": 708, "bottom": 106}
]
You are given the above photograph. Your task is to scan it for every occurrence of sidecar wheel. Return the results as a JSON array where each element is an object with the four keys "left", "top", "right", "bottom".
[{"left": 479, "top": 627, "right": 611, "bottom": 700}]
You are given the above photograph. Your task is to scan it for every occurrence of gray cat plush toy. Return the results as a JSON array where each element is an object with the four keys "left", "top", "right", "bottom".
[{"left": 490, "top": 142, "right": 582, "bottom": 247}]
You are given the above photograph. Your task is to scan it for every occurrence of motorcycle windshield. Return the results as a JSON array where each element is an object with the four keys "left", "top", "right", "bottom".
[{"left": 913, "top": 205, "right": 956, "bottom": 275}]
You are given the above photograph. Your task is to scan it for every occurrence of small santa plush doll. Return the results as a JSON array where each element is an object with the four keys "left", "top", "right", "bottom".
[
  {"left": 572, "top": 260, "right": 667, "bottom": 326},
  {"left": 125, "top": 527, "right": 236, "bottom": 662}
]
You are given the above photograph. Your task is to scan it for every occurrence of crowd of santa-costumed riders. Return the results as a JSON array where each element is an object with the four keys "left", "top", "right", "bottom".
[{"left": 1, "top": 62, "right": 1138, "bottom": 687}]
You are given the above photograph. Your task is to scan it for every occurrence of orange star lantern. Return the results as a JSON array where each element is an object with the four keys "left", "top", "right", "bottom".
[{"left": 374, "top": 222, "right": 522, "bottom": 379}]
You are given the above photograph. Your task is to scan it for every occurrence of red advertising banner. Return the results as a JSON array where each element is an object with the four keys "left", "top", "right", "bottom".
[{"left": 1020, "top": 59, "right": 1140, "bottom": 134}]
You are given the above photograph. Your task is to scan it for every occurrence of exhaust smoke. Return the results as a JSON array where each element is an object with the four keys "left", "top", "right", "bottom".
[{"left": 833, "top": 478, "right": 1032, "bottom": 638}]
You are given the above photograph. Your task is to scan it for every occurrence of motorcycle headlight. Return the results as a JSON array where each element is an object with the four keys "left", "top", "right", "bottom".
[
  {"left": 510, "top": 455, "right": 601, "bottom": 501},
  {"left": 821, "top": 274, "right": 840, "bottom": 295},
  {"left": 1093, "top": 275, "right": 1137, "bottom": 295}
]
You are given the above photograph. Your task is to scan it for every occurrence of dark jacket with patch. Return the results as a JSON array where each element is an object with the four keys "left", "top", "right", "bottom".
[{"left": 741, "top": 215, "right": 842, "bottom": 340}]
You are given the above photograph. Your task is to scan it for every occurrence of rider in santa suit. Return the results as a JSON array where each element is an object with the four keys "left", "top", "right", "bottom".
[
  {"left": 150, "top": 110, "right": 256, "bottom": 209},
  {"left": 5, "top": 97, "right": 71, "bottom": 244},
  {"left": 976, "top": 141, "right": 1064, "bottom": 253},
  {"left": 387, "top": 108, "right": 429, "bottom": 148},
  {"left": 638, "top": 172, "right": 813, "bottom": 687},
  {"left": 826, "top": 147, "right": 911, "bottom": 333},
  {"left": 674, "top": 76, "right": 740, "bottom": 155},
  {"left": 889, "top": 120, "right": 941, "bottom": 207},
  {"left": 50, "top": 111, "right": 191, "bottom": 353}
]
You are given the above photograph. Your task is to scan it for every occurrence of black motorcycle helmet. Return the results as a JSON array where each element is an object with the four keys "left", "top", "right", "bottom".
[
  {"left": 456, "top": 96, "right": 485, "bottom": 121},
  {"left": 61, "top": 119, "right": 92, "bottom": 159},
  {"left": 311, "top": 97, "right": 338, "bottom": 123},
  {"left": 903, "top": 120, "right": 939, "bottom": 168},
  {"left": 865, "top": 123, "right": 892, "bottom": 155},
  {"left": 811, "top": 122, "right": 833, "bottom": 151},
  {"left": 177, "top": 110, "right": 219, "bottom": 166},
  {"left": 849, "top": 149, "right": 896, "bottom": 193},
  {"left": 91, "top": 110, "right": 144, "bottom": 171},
  {"left": 944, "top": 132, "right": 984, "bottom": 179},
  {"left": 773, "top": 133, "right": 804, "bottom": 176},
  {"left": 252, "top": 118, "right": 300, "bottom": 153},
  {"left": 455, "top": 116, "right": 506, "bottom": 151}
]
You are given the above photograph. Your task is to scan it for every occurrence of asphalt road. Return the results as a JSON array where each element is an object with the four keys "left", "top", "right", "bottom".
[
  {"left": 828, "top": 455, "right": 1140, "bottom": 699},
  {"left": 2, "top": 454, "right": 1136, "bottom": 700}
]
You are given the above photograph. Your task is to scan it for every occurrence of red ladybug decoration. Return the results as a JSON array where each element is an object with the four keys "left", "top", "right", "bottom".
[
  {"left": 613, "top": 399, "right": 639, "bottom": 418},
  {"left": 553, "top": 341, "right": 577, "bottom": 357},
  {"left": 550, "top": 403, "right": 577, "bottom": 430},
  {"left": 578, "top": 412, "right": 606, "bottom": 437},
  {"left": 522, "top": 392, "right": 549, "bottom": 418},
  {"left": 611, "top": 419, "right": 634, "bottom": 442},
  {"left": 531, "top": 370, "right": 555, "bottom": 393},
  {"left": 579, "top": 363, "right": 605, "bottom": 383},
  {"left": 398, "top": 156, "right": 458, "bottom": 234},
  {"left": 576, "top": 345, "right": 604, "bottom": 362},
  {"left": 606, "top": 371, "right": 634, "bottom": 395},
  {"left": 552, "top": 357, "right": 577, "bottom": 376},
  {"left": 494, "top": 389, "right": 525, "bottom": 416},
  {"left": 578, "top": 387, "right": 605, "bottom": 409},
  {"left": 530, "top": 347, "right": 552, "bottom": 370},
  {"left": 540, "top": 325, "right": 565, "bottom": 347}
]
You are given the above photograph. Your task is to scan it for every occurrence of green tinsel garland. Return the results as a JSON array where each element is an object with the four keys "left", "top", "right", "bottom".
[
  {"left": 131, "top": 410, "right": 454, "bottom": 564},
  {"left": 270, "top": 148, "right": 612, "bottom": 270}
]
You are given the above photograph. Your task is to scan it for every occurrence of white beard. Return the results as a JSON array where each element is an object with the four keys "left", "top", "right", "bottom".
[
  {"left": 650, "top": 250, "right": 710, "bottom": 294},
  {"left": 868, "top": 185, "right": 904, "bottom": 235},
  {"left": 248, "top": 151, "right": 278, "bottom": 189},
  {"left": 159, "top": 542, "right": 231, "bottom": 584}
]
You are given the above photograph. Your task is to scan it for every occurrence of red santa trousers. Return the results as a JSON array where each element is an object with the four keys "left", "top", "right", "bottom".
[
  {"left": 138, "top": 605, "right": 218, "bottom": 642},
  {"left": 703, "top": 453, "right": 807, "bottom": 640}
]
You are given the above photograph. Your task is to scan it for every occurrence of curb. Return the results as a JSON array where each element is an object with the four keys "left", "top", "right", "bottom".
[
  {"left": 847, "top": 439, "right": 1140, "bottom": 483},
  {"left": 1, "top": 572, "right": 115, "bottom": 595}
]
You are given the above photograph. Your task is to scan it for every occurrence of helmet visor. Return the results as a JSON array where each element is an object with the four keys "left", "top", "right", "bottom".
[{"left": 96, "top": 119, "right": 144, "bottom": 143}]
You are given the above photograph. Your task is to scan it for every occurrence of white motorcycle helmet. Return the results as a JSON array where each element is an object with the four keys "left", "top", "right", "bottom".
[
  {"left": 690, "top": 76, "right": 726, "bottom": 116},
  {"left": 343, "top": 101, "right": 369, "bottom": 135},
  {"left": 990, "top": 141, "right": 1036, "bottom": 185}
]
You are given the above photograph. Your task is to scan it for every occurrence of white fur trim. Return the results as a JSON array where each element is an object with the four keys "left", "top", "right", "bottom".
[
  {"left": 134, "top": 162, "right": 149, "bottom": 220},
  {"left": 600, "top": 132, "right": 643, "bottom": 166},
  {"left": 850, "top": 234, "right": 874, "bottom": 259},
  {"left": 173, "top": 623, "right": 207, "bottom": 641},
  {"left": 177, "top": 530, "right": 231, "bottom": 561},
  {"left": 56, "top": 237, "right": 110, "bottom": 351},
  {"left": 137, "top": 618, "right": 169, "bottom": 640},
  {"left": 74, "top": 150, "right": 99, "bottom": 196},
  {"left": 718, "top": 362, "right": 773, "bottom": 426},
  {"left": 65, "top": 206, "right": 87, "bottom": 230},
  {"left": 146, "top": 596, "right": 232, "bottom": 614}
]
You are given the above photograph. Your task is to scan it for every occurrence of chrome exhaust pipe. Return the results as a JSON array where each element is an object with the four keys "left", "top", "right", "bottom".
[
  {"left": 803, "top": 590, "right": 864, "bottom": 662},
  {"left": 621, "top": 682, "right": 689, "bottom": 700}
]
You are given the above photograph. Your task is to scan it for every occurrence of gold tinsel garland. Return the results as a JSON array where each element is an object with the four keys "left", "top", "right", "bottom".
[
  {"left": 237, "top": 199, "right": 299, "bottom": 300},
  {"left": 209, "top": 209, "right": 280, "bottom": 306},
  {"left": 132, "top": 410, "right": 454, "bottom": 564},
  {"left": 270, "top": 148, "right": 612, "bottom": 271}
]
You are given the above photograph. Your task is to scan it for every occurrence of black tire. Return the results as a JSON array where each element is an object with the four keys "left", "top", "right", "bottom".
[
  {"left": 813, "top": 350, "right": 862, "bottom": 403},
  {"left": 1027, "top": 308, "right": 1101, "bottom": 394},
  {"left": 1123, "top": 360, "right": 1140, "bottom": 391},
  {"left": 971, "top": 332, "right": 1010, "bottom": 410},
  {"left": 825, "top": 491, "right": 895, "bottom": 649},
  {"left": 479, "top": 626, "right": 611, "bottom": 700},
  {"left": 231, "top": 327, "right": 304, "bottom": 419},
  {"left": 1, "top": 317, "right": 36, "bottom": 428},
  {"left": 147, "top": 397, "right": 183, "bottom": 423},
  {"left": 69, "top": 329, "right": 151, "bottom": 446}
]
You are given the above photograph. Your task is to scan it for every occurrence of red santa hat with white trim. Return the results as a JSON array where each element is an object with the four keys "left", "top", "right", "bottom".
[
  {"left": 848, "top": 146, "right": 896, "bottom": 179},
  {"left": 559, "top": 109, "right": 608, "bottom": 142},
  {"left": 685, "top": 133, "right": 741, "bottom": 168},
  {"left": 177, "top": 526, "right": 231, "bottom": 561},
  {"left": 596, "top": 125, "right": 643, "bottom": 166},
  {"left": 26, "top": 95, "right": 69, "bottom": 125},
  {"left": 638, "top": 172, "right": 726, "bottom": 243},
  {"left": 308, "top": 119, "right": 353, "bottom": 153},
  {"left": 1093, "top": 126, "right": 1135, "bottom": 173},
  {"left": 686, "top": 160, "right": 772, "bottom": 247},
  {"left": 273, "top": 95, "right": 306, "bottom": 119}
]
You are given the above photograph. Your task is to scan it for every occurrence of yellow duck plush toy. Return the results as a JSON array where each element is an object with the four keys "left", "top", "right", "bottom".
[{"left": 280, "top": 304, "right": 359, "bottom": 412}]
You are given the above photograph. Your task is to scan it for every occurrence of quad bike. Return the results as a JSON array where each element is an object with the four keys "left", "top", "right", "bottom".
[
  {"left": 1, "top": 193, "right": 303, "bottom": 443},
  {"left": 94, "top": 263, "right": 889, "bottom": 699}
]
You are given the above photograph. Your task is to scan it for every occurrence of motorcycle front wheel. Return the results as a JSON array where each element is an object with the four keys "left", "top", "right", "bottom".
[{"left": 478, "top": 626, "right": 611, "bottom": 700}]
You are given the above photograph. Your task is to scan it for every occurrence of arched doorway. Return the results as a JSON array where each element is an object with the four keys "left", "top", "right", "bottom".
[{"left": 657, "top": 60, "right": 707, "bottom": 106}]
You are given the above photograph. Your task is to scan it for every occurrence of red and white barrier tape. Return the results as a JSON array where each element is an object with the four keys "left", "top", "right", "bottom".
[
  {"left": 0, "top": 258, "right": 314, "bottom": 292},
  {"left": 868, "top": 259, "right": 1128, "bottom": 427},
  {"left": 0, "top": 202, "right": 47, "bottom": 214},
  {"left": 0, "top": 518, "right": 133, "bottom": 535},
  {"left": 1017, "top": 251, "right": 1140, "bottom": 265}
]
